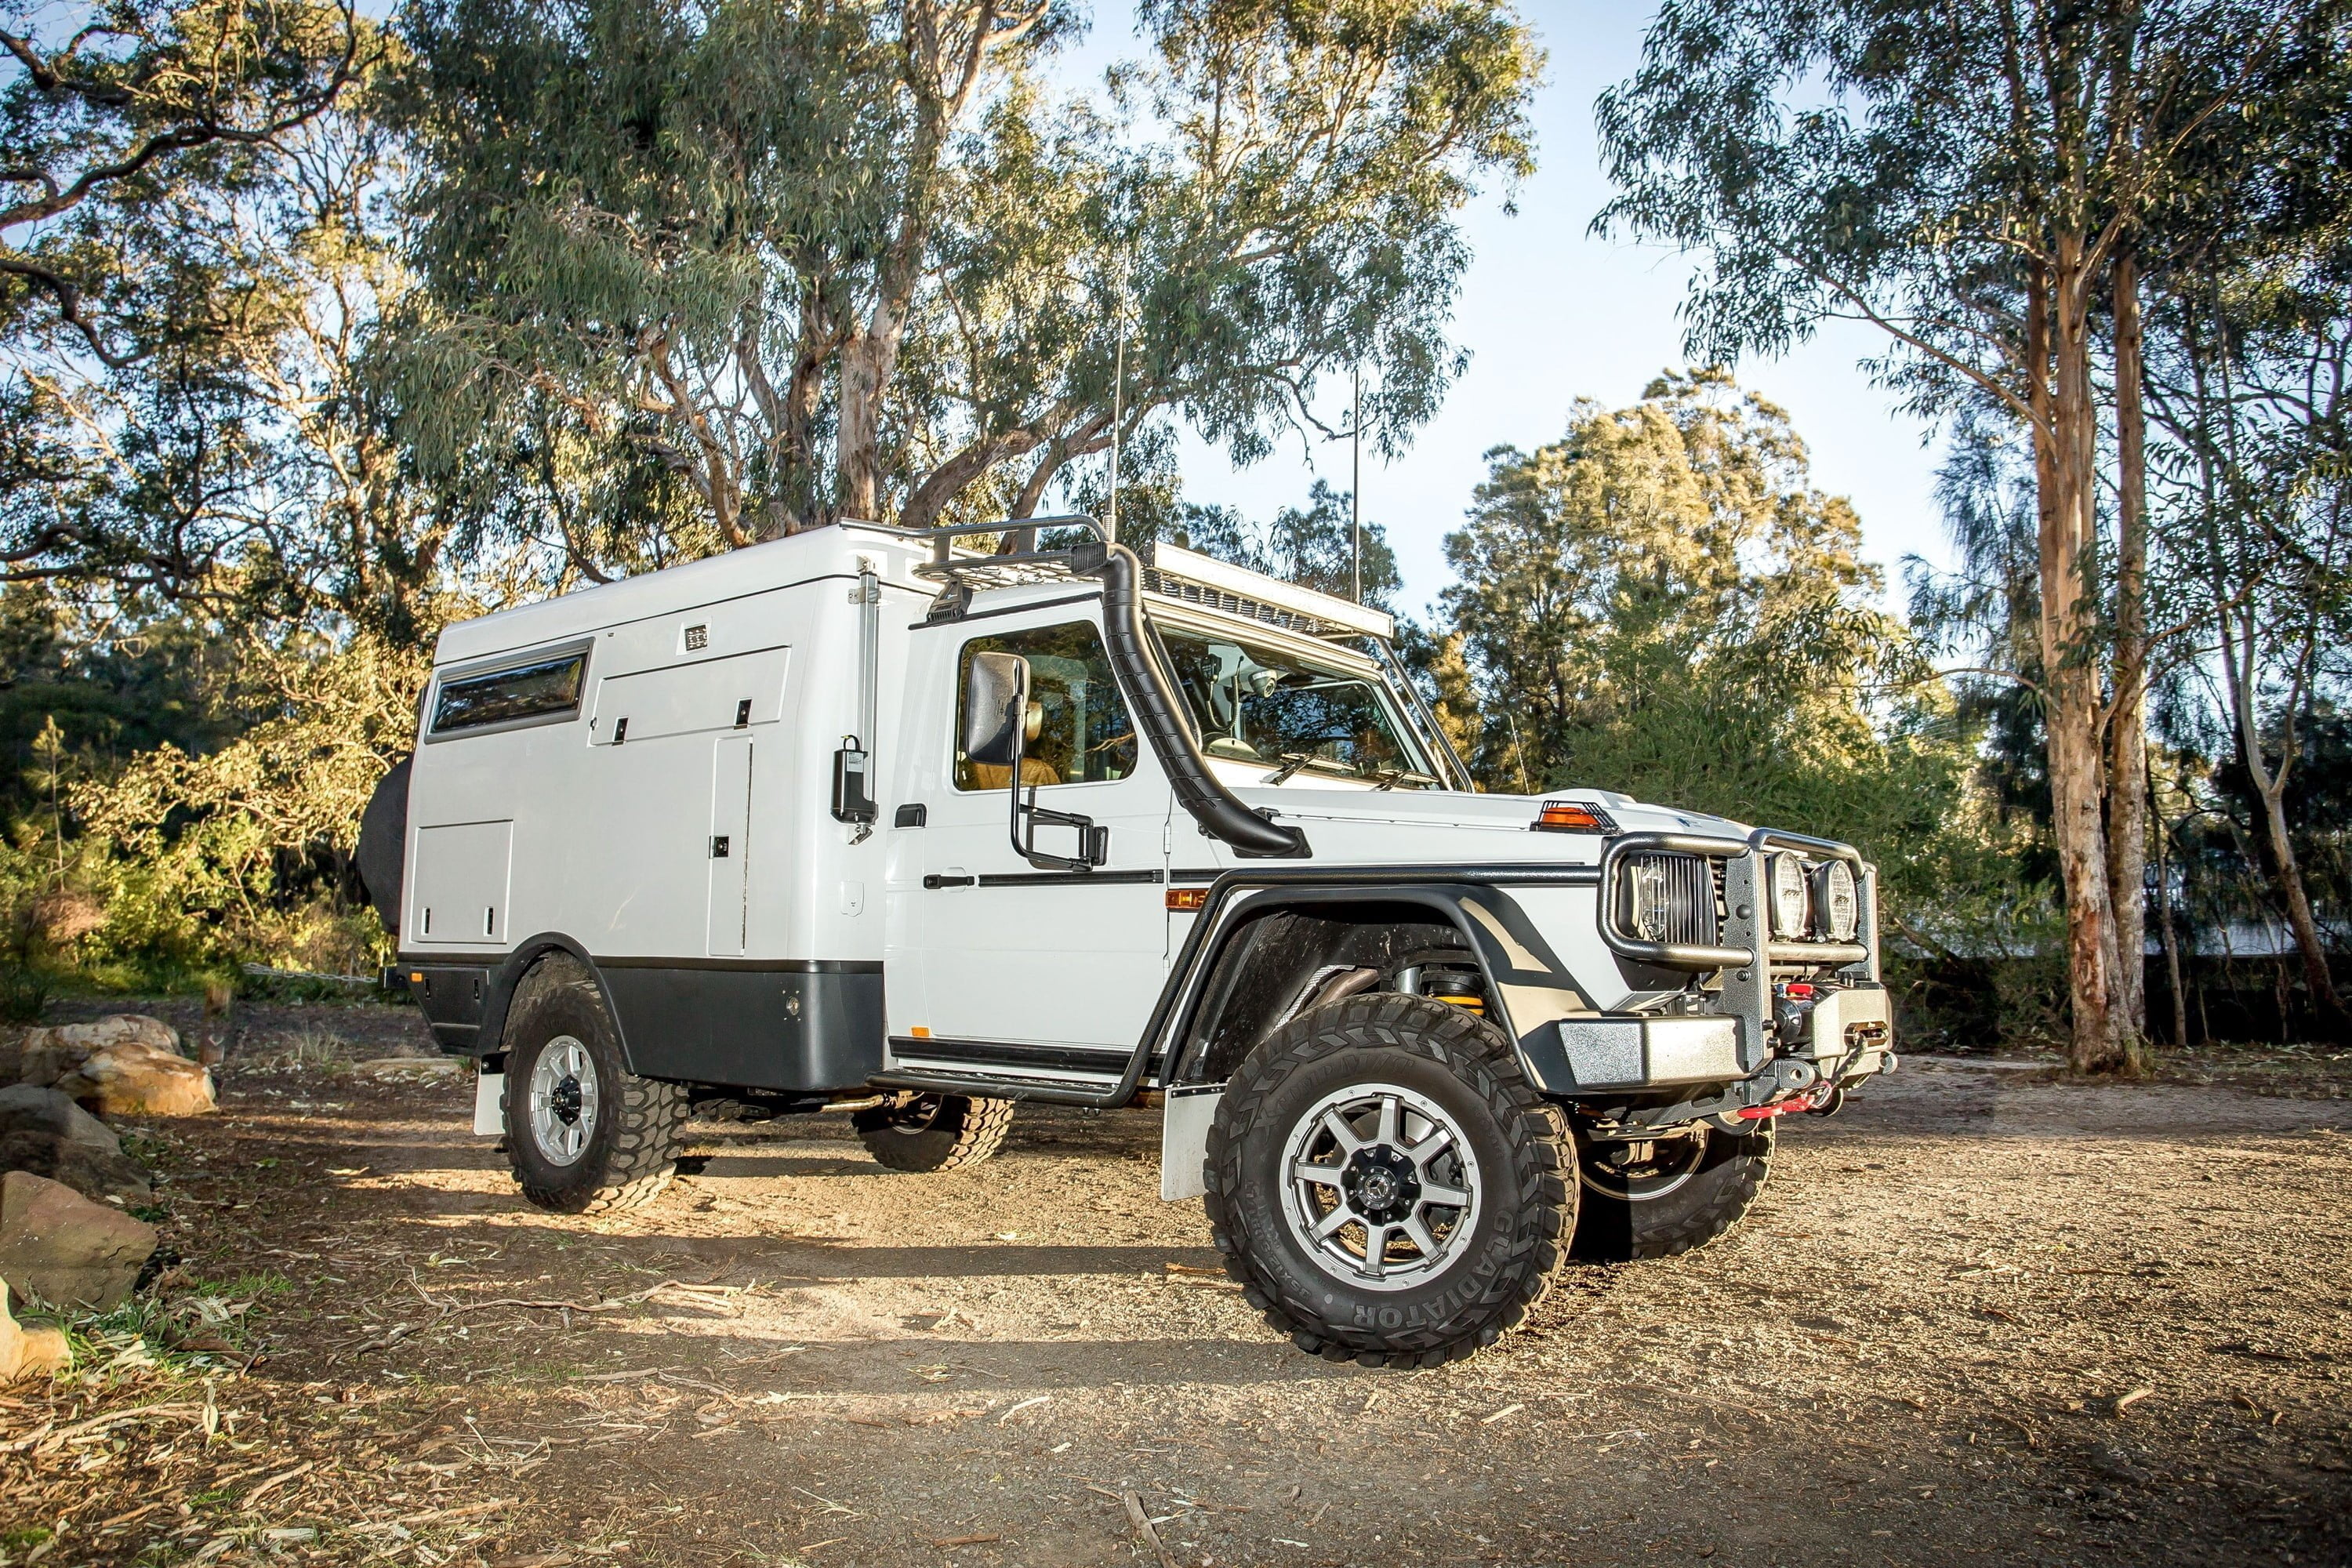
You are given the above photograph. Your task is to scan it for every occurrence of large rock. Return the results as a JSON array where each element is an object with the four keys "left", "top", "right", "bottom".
[
  {"left": 56, "top": 1040, "right": 216, "bottom": 1118},
  {"left": 0, "top": 1279, "right": 70, "bottom": 1382},
  {"left": 13, "top": 1016, "right": 212, "bottom": 1116},
  {"left": 16, "top": 1015, "right": 184, "bottom": 1087},
  {"left": 0, "top": 1171, "right": 157, "bottom": 1311},
  {"left": 0, "top": 1084, "right": 152, "bottom": 1204}
]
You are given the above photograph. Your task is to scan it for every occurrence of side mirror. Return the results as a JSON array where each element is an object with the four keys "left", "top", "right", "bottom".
[{"left": 962, "top": 652, "right": 1030, "bottom": 768}]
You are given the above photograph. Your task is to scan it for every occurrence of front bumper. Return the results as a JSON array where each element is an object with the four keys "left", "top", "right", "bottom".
[
  {"left": 1595, "top": 825, "right": 1881, "bottom": 1061},
  {"left": 1543, "top": 982, "right": 1892, "bottom": 1094}
]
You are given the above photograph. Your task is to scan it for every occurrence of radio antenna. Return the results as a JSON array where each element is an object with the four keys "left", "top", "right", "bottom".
[
  {"left": 1351, "top": 366, "right": 1363, "bottom": 604},
  {"left": 1108, "top": 257, "right": 1127, "bottom": 543}
]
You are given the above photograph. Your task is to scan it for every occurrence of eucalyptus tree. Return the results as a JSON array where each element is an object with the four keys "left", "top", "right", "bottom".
[
  {"left": 1594, "top": 0, "right": 2307, "bottom": 1073},
  {"left": 898, "top": 0, "right": 1538, "bottom": 532},
  {"left": 1438, "top": 371, "right": 1939, "bottom": 844},
  {"left": 0, "top": 0, "right": 370, "bottom": 598},
  {"left": 390, "top": 0, "right": 1537, "bottom": 567},
  {"left": 2140, "top": 164, "right": 2352, "bottom": 1034}
]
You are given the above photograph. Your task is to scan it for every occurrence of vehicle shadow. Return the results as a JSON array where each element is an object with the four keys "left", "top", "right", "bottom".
[{"left": 367, "top": 1211, "right": 1230, "bottom": 1279}]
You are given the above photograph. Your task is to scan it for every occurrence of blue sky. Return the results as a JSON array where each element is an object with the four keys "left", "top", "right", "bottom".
[{"left": 1056, "top": 0, "right": 1955, "bottom": 619}]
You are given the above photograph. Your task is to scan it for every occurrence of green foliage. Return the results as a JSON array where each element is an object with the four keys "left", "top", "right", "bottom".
[
  {"left": 63, "top": 631, "right": 423, "bottom": 976},
  {"left": 387, "top": 0, "right": 1540, "bottom": 555},
  {"left": 0, "top": 622, "right": 420, "bottom": 997},
  {"left": 0, "top": 2, "right": 394, "bottom": 602},
  {"left": 1438, "top": 370, "right": 1995, "bottom": 985}
]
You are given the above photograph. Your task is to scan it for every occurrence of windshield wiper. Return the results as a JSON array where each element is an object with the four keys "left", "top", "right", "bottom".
[
  {"left": 1270, "top": 751, "right": 1388, "bottom": 786},
  {"left": 1269, "top": 752, "right": 1317, "bottom": 784}
]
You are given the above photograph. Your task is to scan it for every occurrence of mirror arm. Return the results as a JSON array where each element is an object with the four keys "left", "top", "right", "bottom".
[{"left": 1003, "top": 706, "right": 1108, "bottom": 872}]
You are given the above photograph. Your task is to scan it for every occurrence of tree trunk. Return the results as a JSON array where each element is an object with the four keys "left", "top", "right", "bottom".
[
  {"left": 2151, "top": 774, "right": 2188, "bottom": 1051},
  {"left": 2106, "top": 245, "right": 2150, "bottom": 1051},
  {"left": 835, "top": 307, "right": 902, "bottom": 523},
  {"left": 2034, "top": 243, "right": 2132, "bottom": 1075},
  {"left": 2251, "top": 783, "right": 2344, "bottom": 1036}
]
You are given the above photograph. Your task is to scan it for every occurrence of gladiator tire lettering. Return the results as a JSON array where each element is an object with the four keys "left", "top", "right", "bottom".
[{"left": 1203, "top": 993, "right": 1573, "bottom": 1369}]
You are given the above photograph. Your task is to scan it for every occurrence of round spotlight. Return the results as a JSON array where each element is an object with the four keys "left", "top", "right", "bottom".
[
  {"left": 1769, "top": 853, "right": 1811, "bottom": 938},
  {"left": 1818, "top": 860, "right": 1860, "bottom": 942}
]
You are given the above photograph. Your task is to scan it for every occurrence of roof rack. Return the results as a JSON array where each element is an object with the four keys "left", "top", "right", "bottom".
[
  {"left": 905, "top": 518, "right": 1395, "bottom": 643},
  {"left": 911, "top": 550, "right": 1082, "bottom": 593}
]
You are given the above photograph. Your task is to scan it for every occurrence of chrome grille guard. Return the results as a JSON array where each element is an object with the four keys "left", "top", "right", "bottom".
[
  {"left": 1596, "top": 826, "right": 1881, "bottom": 1069},
  {"left": 1598, "top": 827, "right": 1879, "bottom": 977}
]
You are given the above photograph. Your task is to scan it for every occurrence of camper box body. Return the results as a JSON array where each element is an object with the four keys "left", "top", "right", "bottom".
[{"left": 401, "top": 524, "right": 935, "bottom": 1094}]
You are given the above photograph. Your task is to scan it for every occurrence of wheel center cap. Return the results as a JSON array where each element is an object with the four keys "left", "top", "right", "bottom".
[
  {"left": 1342, "top": 1147, "right": 1421, "bottom": 1225},
  {"left": 551, "top": 1076, "right": 583, "bottom": 1126}
]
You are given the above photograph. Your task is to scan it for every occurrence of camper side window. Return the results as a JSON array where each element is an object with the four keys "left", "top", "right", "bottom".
[
  {"left": 954, "top": 622, "right": 1138, "bottom": 791},
  {"left": 430, "top": 648, "right": 588, "bottom": 736}
]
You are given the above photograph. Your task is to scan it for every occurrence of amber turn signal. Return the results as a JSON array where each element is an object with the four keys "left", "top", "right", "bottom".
[
  {"left": 1166, "top": 887, "right": 1210, "bottom": 912},
  {"left": 1533, "top": 800, "right": 1612, "bottom": 833}
]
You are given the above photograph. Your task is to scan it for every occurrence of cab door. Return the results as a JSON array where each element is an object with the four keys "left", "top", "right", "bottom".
[{"left": 898, "top": 612, "right": 1172, "bottom": 1062}]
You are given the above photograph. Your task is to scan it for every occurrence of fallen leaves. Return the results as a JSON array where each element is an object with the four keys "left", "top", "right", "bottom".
[{"left": 240, "top": 1460, "right": 314, "bottom": 1504}]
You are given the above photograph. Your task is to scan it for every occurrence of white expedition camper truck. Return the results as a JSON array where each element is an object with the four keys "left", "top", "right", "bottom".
[{"left": 358, "top": 517, "right": 1896, "bottom": 1368}]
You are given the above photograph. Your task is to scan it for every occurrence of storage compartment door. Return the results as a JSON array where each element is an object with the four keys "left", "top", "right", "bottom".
[
  {"left": 591, "top": 647, "right": 789, "bottom": 744},
  {"left": 411, "top": 821, "right": 514, "bottom": 946},
  {"left": 706, "top": 735, "right": 753, "bottom": 956}
]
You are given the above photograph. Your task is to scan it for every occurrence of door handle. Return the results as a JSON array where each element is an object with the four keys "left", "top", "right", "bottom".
[{"left": 922, "top": 870, "right": 976, "bottom": 889}]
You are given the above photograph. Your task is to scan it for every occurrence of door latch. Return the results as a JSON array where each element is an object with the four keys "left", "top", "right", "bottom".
[{"left": 710, "top": 836, "right": 730, "bottom": 858}]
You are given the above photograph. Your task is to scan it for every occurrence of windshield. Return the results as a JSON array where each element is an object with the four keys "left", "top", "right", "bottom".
[{"left": 1156, "top": 625, "right": 1439, "bottom": 788}]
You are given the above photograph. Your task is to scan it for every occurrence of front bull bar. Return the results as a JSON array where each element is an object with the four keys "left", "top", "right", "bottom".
[{"left": 1595, "top": 826, "right": 1882, "bottom": 1070}]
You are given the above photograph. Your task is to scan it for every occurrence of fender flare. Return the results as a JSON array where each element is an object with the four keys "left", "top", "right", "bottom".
[
  {"left": 476, "top": 935, "right": 642, "bottom": 1075},
  {"left": 1149, "top": 874, "right": 1601, "bottom": 1094}
]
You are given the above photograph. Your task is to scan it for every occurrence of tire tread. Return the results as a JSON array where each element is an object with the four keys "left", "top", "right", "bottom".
[
  {"left": 1203, "top": 993, "right": 1570, "bottom": 1368},
  {"left": 855, "top": 1094, "right": 1014, "bottom": 1172},
  {"left": 1569, "top": 1124, "right": 1772, "bottom": 1261},
  {"left": 506, "top": 960, "right": 686, "bottom": 1214}
]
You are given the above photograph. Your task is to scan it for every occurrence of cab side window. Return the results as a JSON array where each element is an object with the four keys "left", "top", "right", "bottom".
[{"left": 954, "top": 622, "right": 1138, "bottom": 791}]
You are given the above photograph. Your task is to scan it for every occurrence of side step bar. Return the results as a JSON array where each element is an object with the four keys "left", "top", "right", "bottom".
[{"left": 870, "top": 1068, "right": 1141, "bottom": 1107}]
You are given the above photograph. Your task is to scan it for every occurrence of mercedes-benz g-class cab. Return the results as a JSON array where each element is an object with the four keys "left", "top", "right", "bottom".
[{"left": 363, "top": 516, "right": 1895, "bottom": 1367}]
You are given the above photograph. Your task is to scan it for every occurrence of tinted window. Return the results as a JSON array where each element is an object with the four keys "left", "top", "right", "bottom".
[
  {"left": 1157, "top": 626, "right": 1435, "bottom": 786},
  {"left": 955, "top": 622, "right": 1138, "bottom": 790},
  {"left": 430, "top": 650, "right": 586, "bottom": 735}
]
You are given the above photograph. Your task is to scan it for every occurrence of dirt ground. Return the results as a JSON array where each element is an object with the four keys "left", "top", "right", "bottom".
[{"left": 2, "top": 1000, "right": 2348, "bottom": 1568}]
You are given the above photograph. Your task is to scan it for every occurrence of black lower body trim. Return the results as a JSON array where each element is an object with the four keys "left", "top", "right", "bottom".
[
  {"left": 601, "top": 966, "right": 884, "bottom": 1092},
  {"left": 399, "top": 964, "right": 492, "bottom": 1051}
]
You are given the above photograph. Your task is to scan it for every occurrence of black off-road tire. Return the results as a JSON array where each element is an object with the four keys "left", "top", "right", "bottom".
[
  {"left": 1568, "top": 1121, "right": 1773, "bottom": 1261},
  {"left": 502, "top": 956, "right": 686, "bottom": 1214},
  {"left": 854, "top": 1093, "right": 1014, "bottom": 1172},
  {"left": 1204, "top": 993, "right": 1573, "bottom": 1369}
]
